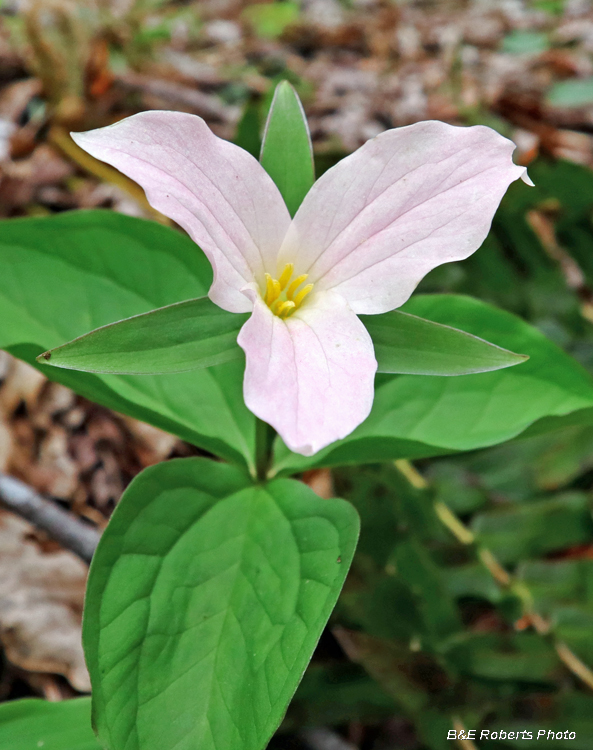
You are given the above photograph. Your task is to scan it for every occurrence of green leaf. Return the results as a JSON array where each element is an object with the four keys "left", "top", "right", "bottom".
[
  {"left": 390, "top": 539, "right": 462, "bottom": 640},
  {"left": 333, "top": 630, "right": 453, "bottom": 750},
  {"left": 518, "top": 559, "right": 593, "bottom": 614},
  {"left": 516, "top": 560, "right": 593, "bottom": 664},
  {"left": 547, "top": 77, "right": 593, "bottom": 108},
  {"left": 446, "top": 633, "right": 559, "bottom": 683},
  {"left": 501, "top": 30, "right": 549, "bottom": 55},
  {"left": 273, "top": 295, "right": 593, "bottom": 474},
  {"left": 0, "top": 211, "right": 256, "bottom": 472},
  {"left": 234, "top": 96, "right": 262, "bottom": 158},
  {"left": 260, "top": 81, "right": 314, "bottom": 217},
  {"left": 289, "top": 663, "right": 394, "bottom": 729},
  {"left": 0, "top": 698, "right": 100, "bottom": 750},
  {"left": 37, "top": 297, "right": 247, "bottom": 374},
  {"left": 84, "top": 457, "right": 359, "bottom": 750},
  {"left": 443, "top": 563, "right": 504, "bottom": 605},
  {"left": 242, "top": 2, "right": 300, "bottom": 40},
  {"left": 471, "top": 492, "right": 593, "bottom": 565},
  {"left": 362, "top": 309, "right": 527, "bottom": 375},
  {"left": 496, "top": 694, "right": 593, "bottom": 749}
]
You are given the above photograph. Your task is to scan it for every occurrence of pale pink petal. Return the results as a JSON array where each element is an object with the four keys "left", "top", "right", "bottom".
[
  {"left": 237, "top": 292, "right": 377, "bottom": 455},
  {"left": 278, "top": 121, "right": 529, "bottom": 315},
  {"left": 72, "top": 112, "right": 291, "bottom": 313}
]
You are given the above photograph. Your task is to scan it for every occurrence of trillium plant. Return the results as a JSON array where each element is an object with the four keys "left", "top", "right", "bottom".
[
  {"left": 65, "top": 87, "right": 529, "bottom": 458},
  {"left": 8, "top": 80, "right": 593, "bottom": 750}
]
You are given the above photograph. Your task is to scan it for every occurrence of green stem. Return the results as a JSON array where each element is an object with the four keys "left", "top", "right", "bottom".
[{"left": 254, "top": 418, "right": 275, "bottom": 482}]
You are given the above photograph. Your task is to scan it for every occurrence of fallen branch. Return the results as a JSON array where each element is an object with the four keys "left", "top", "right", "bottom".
[
  {"left": 114, "top": 72, "right": 239, "bottom": 123},
  {"left": 0, "top": 473, "right": 101, "bottom": 564}
]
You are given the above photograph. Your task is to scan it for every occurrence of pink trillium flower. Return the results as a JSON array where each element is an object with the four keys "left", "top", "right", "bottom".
[{"left": 72, "top": 113, "right": 530, "bottom": 456}]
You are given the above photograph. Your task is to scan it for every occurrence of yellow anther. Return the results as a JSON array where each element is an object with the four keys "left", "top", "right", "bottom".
[
  {"left": 264, "top": 273, "right": 281, "bottom": 305},
  {"left": 262, "top": 266, "right": 314, "bottom": 318},
  {"left": 293, "top": 283, "right": 314, "bottom": 308},
  {"left": 264, "top": 273, "right": 274, "bottom": 303},
  {"left": 278, "top": 263, "right": 294, "bottom": 291},
  {"left": 277, "top": 300, "right": 296, "bottom": 318},
  {"left": 286, "top": 274, "right": 309, "bottom": 300}
]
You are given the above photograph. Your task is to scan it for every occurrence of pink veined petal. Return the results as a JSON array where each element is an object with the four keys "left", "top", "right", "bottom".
[
  {"left": 72, "top": 111, "right": 291, "bottom": 313},
  {"left": 237, "top": 292, "right": 377, "bottom": 456},
  {"left": 278, "top": 121, "right": 530, "bottom": 315}
]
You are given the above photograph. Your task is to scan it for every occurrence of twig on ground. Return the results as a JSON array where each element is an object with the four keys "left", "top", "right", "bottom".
[
  {"left": 300, "top": 728, "right": 358, "bottom": 750},
  {"left": 114, "top": 72, "right": 239, "bottom": 123},
  {"left": 48, "top": 125, "right": 169, "bottom": 224},
  {"left": 0, "top": 472, "right": 101, "bottom": 564}
]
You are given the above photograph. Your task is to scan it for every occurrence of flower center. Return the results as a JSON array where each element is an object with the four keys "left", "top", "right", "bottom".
[{"left": 262, "top": 263, "right": 314, "bottom": 319}]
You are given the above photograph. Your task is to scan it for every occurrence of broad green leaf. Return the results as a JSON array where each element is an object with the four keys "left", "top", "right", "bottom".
[
  {"left": 0, "top": 211, "right": 256, "bottom": 472},
  {"left": 260, "top": 81, "right": 314, "bottom": 216},
  {"left": 84, "top": 458, "right": 359, "bottom": 750},
  {"left": 272, "top": 295, "right": 593, "bottom": 474},
  {"left": 0, "top": 698, "right": 100, "bottom": 750},
  {"left": 38, "top": 297, "right": 247, "bottom": 374},
  {"left": 362, "top": 309, "right": 527, "bottom": 375}
]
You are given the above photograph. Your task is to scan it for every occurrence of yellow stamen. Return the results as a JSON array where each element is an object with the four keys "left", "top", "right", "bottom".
[
  {"left": 262, "top": 266, "right": 314, "bottom": 318},
  {"left": 277, "top": 300, "right": 296, "bottom": 318},
  {"left": 293, "top": 283, "right": 314, "bottom": 307},
  {"left": 278, "top": 263, "right": 294, "bottom": 290},
  {"left": 264, "top": 273, "right": 281, "bottom": 305},
  {"left": 286, "top": 274, "right": 309, "bottom": 300},
  {"left": 264, "top": 273, "right": 274, "bottom": 303}
]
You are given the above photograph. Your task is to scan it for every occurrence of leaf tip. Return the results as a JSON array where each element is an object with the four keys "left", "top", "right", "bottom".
[{"left": 37, "top": 350, "right": 52, "bottom": 363}]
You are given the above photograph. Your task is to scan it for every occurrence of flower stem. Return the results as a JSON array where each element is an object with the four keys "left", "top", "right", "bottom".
[{"left": 255, "top": 418, "right": 275, "bottom": 482}]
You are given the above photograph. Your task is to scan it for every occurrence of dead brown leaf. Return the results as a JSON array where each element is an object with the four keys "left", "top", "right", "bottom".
[{"left": 0, "top": 510, "right": 89, "bottom": 691}]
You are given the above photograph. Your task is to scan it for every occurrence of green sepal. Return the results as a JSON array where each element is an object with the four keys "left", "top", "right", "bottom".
[
  {"left": 260, "top": 81, "right": 315, "bottom": 216},
  {"left": 37, "top": 297, "right": 247, "bottom": 374},
  {"left": 36, "top": 293, "right": 524, "bottom": 378},
  {"left": 362, "top": 308, "right": 527, "bottom": 376}
]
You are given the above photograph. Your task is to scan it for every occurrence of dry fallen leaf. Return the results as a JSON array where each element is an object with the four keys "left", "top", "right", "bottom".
[
  {"left": 0, "top": 510, "right": 90, "bottom": 691},
  {"left": 0, "top": 358, "right": 46, "bottom": 415}
]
